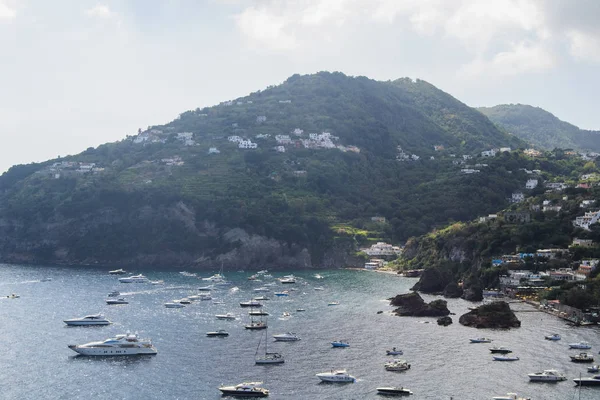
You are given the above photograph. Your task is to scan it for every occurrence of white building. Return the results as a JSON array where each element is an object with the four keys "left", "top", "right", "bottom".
[
  {"left": 275, "top": 135, "right": 292, "bottom": 144},
  {"left": 177, "top": 132, "right": 193, "bottom": 140},
  {"left": 256, "top": 116, "right": 267, "bottom": 123},
  {"left": 511, "top": 192, "right": 525, "bottom": 203},
  {"left": 481, "top": 149, "right": 497, "bottom": 157},
  {"left": 525, "top": 179, "right": 538, "bottom": 189},
  {"left": 543, "top": 205, "right": 562, "bottom": 212},
  {"left": 208, "top": 147, "right": 220, "bottom": 154},
  {"left": 546, "top": 182, "right": 568, "bottom": 191},
  {"left": 275, "top": 146, "right": 286, "bottom": 153},
  {"left": 292, "top": 128, "right": 304, "bottom": 136},
  {"left": 461, "top": 169, "right": 480, "bottom": 174},
  {"left": 363, "top": 242, "right": 402, "bottom": 257},
  {"left": 581, "top": 200, "right": 596, "bottom": 208},
  {"left": 499, "top": 147, "right": 511, "bottom": 153},
  {"left": 255, "top": 134, "right": 270, "bottom": 139},
  {"left": 238, "top": 140, "right": 257, "bottom": 149},
  {"left": 574, "top": 211, "right": 600, "bottom": 230},
  {"left": 228, "top": 136, "right": 243, "bottom": 143}
]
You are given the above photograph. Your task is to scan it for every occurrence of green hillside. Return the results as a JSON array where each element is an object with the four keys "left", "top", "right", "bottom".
[
  {"left": 0, "top": 72, "right": 526, "bottom": 268},
  {"left": 479, "top": 104, "right": 600, "bottom": 152}
]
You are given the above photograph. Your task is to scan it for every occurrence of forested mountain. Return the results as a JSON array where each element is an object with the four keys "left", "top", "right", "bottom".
[
  {"left": 479, "top": 104, "right": 600, "bottom": 152},
  {"left": 0, "top": 72, "right": 525, "bottom": 269}
]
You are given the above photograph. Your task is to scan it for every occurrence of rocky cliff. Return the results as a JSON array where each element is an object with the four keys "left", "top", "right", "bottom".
[
  {"left": 389, "top": 292, "right": 450, "bottom": 317},
  {"left": 458, "top": 301, "right": 521, "bottom": 329}
]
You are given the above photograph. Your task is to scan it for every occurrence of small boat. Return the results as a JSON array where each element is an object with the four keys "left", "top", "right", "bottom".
[
  {"left": 106, "top": 297, "right": 128, "bottom": 305},
  {"left": 107, "top": 290, "right": 120, "bottom": 298},
  {"left": 198, "top": 285, "right": 213, "bottom": 291},
  {"left": 187, "top": 295, "right": 201, "bottom": 300},
  {"left": 150, "top": 280, "right": 164, "bottom": 285},
  {"left": 272, "top": 332, "right": 300, "bottom": 342},
  {"left": 254, "top": 296, "right": 270, "bottom": 301},
  {"left": 249, "top": 310, "right": 270, "bottom": 316},
  {"left": 571, "top": 352, "right": 595, "bottom": 363},
  {"left": 248, "top": 274, "right": 258, "bottom": 281},
  {"left": 569, "top": 342, "right": 592, "bottom": 349},
  {"left": 314, "top": 274, "right": 324, "bottom": 279},
  {"left": 589, "top": 365, "right": 600, "bottom": 373},
  {"left": 164, "top": 302, "right": 185, "bottom": 308},
  {"left": 178, "top": 298, "right": 192, "bottom": 305},
  {"left": 328, "top": 301, "right": 340, "bottom": 306},
  {"left": 64, "top": 314, "right": 111, "bottom": 326},
  {"left": 179, "top": 271, "right": 197, "bottom": 277},
  {"left": 206, "top": 329, "right": 229, "bottom": 337},
  {"left": 281, "top": 312, "right": 291, "bottom": 318},
  {"left": 119, "top": 274, "right": 149, "bottom": 283},
  {"left": 68, "top": 332, "right": 157, "bottom": 356},
  {"left": 331, "top": 340, "right": 350, "bottom": 348},
  {"left": 6, "top": 293, "right": 19, "bottom": 299},
  {"left": 574, "top": 375, "right": 600, "bottom": 386},
  {"left": 199, "top": 294, "right": 212, "bottom": 301},
  {"left": 253, "top": 287, "right": 270, "bottom": 293},
  {"left": 108, "top": 269, "right": 126, "bottom": 275},
  {"left": 215, "top": 313, "right": 236, "bottom": 320},
  {"left": 40, "top": 278, "right": 52, "bottom": 282},
  {"left": 279, "top": 275, "right": 296, "bottom": 284},
  {"left": 493, "top": 355, "right": 520, "bottom": 361},
  {"left": 386, "top": 348, "right": 403, "bottom": 356},
  {"left": 316, "top": 369, "right": 355, "bottom": 383},
  {"left": 245, "top": 320, "right": 267, "bottom": 330},
  {"left": 240, "top": 300, "right": 263, "bottom": 308},
  {"left": 212, "top": 301, "right": 225, "bottom": 305},
  {"left": 384, "top": 359, "right": 411, "bottom": 371},
  {"left": 376, "top": 387, "right": 413, "bottom": 396},
  {"left": 257, "top": 269, "right": 268, "bottom": 275},
  {"left": 274, "top": 291, "right": 289, "bottom": 297},
  {"left": 469, "top": 337, "right": 492, "bottom": 343},
  {"left": 544, "top": 333, "right": 561, "bottom": 341},
  {"left": 527, "top": 369, "right": 567, "bottom": 382},
  {"left": 492, "top": 393, "right": 531, "bottom": 400},
  {"left": 489, "top": 346, "right": 512, "bottom": 354},
  {"left": 218, "top": 382, "right": 269, "bottom": 397},
  {"left": 314, "top": 287, "right": 325, "bottom": 291},
  {"left": 256, "top": 325, "right": 284, "bottom": 365}
]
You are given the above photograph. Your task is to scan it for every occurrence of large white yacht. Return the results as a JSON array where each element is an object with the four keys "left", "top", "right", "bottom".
[
  {"left": 272, "top": 332, "right": 300, "bottom": 342},
  {"left": 68, "top": 332, "right": 157, "bottom": 356},
  {"left": 108, "top": 269, "right": 126, "bottom": 275},
  {"left": 64, "top": 314, "right": 111, "bottom": 326},
  {"left": 316, "top": 369, "right": 356, "bottom": 383},
  {"left": 218, "top": 382, "right": 269, "bottom": 397},
  {"left": 527, "top": 369, "right": 567, "bottom": 382},
  {"left": 119, "top": 274, "right": 149, "bottom": 283}
]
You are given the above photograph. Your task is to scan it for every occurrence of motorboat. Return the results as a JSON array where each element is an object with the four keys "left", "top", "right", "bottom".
[
  {"left": 574, "top": 375, "right": 600, "bottom": 386},
  {"left": 279, "top": 275, "right": 296, "bottom": 284},
  {"left": 493, "top": 355, "right": 520, "bottom": 361},
  {"left": 68, "top": 332, "right": 157, "bottom": 356},
  {"left": 527, "top": 369, "right": 567, "bottom": 382},
  {"left": 40, "top": 278, "right": 52, "bottom": 282},
  {"left": 6, "top": 293, "right": 19, "bottom": 299},
  {"left": 106, "top": 297, "right": 128, "bottom": 305},
  {"left": 64, "top": 314, "right": 111, "bottom": 326},
  {"left": 249, "top": 310, "right": 270, "bottom": 316},
  {"left": 108, "top": 269, "right": 126, "bottom": 275},
  {"left": 316, "top": 369, "right": 356, "bottom": 383},
  {"left": 198, "top": 285, "right": 213, "bottom": 291},
  {"left": 376, "top": 387, "right": 413, "bottom": 396},
  {"left": 571, "top": 352, "right": 595, "bottom": 363},
  {"left": 240, "top": 300, "right": 263, "bottom": 308},
  {"left": 314, "top": 274, "right": 324, "bottom": 279},
  {"left": 469, "top": 337, "right": 492, "bottom": 343},
  {"left": 272, "top": 332, "right": 300, "bottom": 342},
  {"left": 248, "top": 274, "right": 258, "bottom": 281},
  {"left": 216, "top": 313, "right": 236, "bottom": 320},
  {"left": 218, "top": 382, "right": 269, "bottom": 397},
  {"left": 206, "top": 329, "right": 229, "bottom": 337},
  {"left": 202, "top": 273, "right": 225, "bottom": 282},
  {"left": 164, "top": 302, "right": 185, "bottom": 308},
  {"left": 296, "top": 308, "right": 306, "bottom": 312},
  {"left": 198, "top": 293, "right": 212, "bottom": 301},
  {"left": 281, "top": 312, "right": 291, "bottom": 318},
  {"left": 544, "top": 333, "right": 561, "bottom": 341},
  {"left": 257, "top": 269, "right": 269, "bottom": 275},
  {"left": 254, "top": 296, "right": 270, "bottom": 301},
  {"left": 179, "top": 271, "right": 197, "bottom": 277},
  {"left": 384, "top": 359, "right": 411, "bottom": 371},
  {"left": 178, "top": 298, "right": 192, "bottom": 305},
  {"left": 253, "top": 287, "right": 270, "bottom": 293},
  {"left": 569, "top": 342, "right": 592, "bottom": 349},
  {"left": 187, "top": 295, "right": 201, "bottom": 300},
  {"left": 328, "top": 301, "right": 340, "bottom": 306},
  {"left": 119, "top": 274, "right": 149, "bottom": 283},
  {"left": 331, "top": 341, "right": 350, "bottom": 348},
  {"left": 150, "top": 280, "right": 164, "bottom": 285},
  {"left": 386, "top": 348, "right": 403, "bottom": 356},
  {"left": 588, "top": 365, "right": 600, "bottom": 373},
  {"left": 274, "top": 291, "right": 289, "bottom": 297},
  {"left": 107, "top": 290, "right": 120, "bottom": 297},
  {"left": 492, "top": 394, "right": 531, "bottom": 400},
  {"left": 489, "top": 346, "right": 513, "bottom": 354},
  {"left": 314, "top": 287, "right": 325, "bottom": 291}
]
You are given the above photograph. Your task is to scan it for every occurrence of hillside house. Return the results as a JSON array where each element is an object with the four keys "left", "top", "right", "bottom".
[
  {"left": 536, "top": 248, "right": 567, "bottom": 259},
  {"left": 293, "top": 170, "right": 307, "bottom": 176},
  {"left": 499, "top": 147, "right": 511, "bottom": 153},
  {"left": 524, "top": 148, "right": 542, "bottom": 157},
  {"left": 481, "top": 149, "right": 497, "bottom": 157},
  {"left": 275, "top": 135, "right": 292, "bottom": 144},
  {"left": 543, "top": 205, "right": 562, "bottom": 212},
  {"left": 547, "top": 269, "right": 576, "bottom": 281},
  {"left": 581, "top": 173, "right": 598, "bottom": 181},
  {"left": 574, "top": 211, "right": 600, "bottom": 230},
  {"left": 371, "top": 216, "right": 387, "bottom": 223},
  {"left": 292, "top": 128, "right": 303, "bottom": 136},
  {"left": 275, "top": 146, "right": 286, "bottom": 153},
  {"left": 578, "top": 183, "right": 592, "bottom": 189},
  {"left": 238, "top": 140, "right": 257, "bottom": 149},
  {"left": 256, "top": 116, "right": 267, "bottom": 123},
  {"left": 208, "top": 147, "right": 220, "bottom": 154},
  {"left": 363, "top": 242, "right": 402, "bottom": 257},
  {"left": 278, "top": 100, "right": 292, "bottom": 104},
  {"left": 434, "top": 145, "right": 444, "bottom": 151},
  {"left": 571, "top": 238, "right": 595, "bottom": 247},
  {"left": 255, "top": 134, "right": 270, "bottom": 139},
  {"left": 161, "top": 156, "right": 184, "bottom": 166},
  {"left": 462, "top": 155, "right": 472, "bottom": 160},
  {"left": 177, "top": 132, "right": 193, "bottom": 140},
  {"left": 525, "top": 179, "right": 538, "bottom": 189},
  {"left": 511, "top": 192, "right": 525, "bottom": 203},
  {"left": 581, "top": 200, "right": 596, "bottom": 208},
  {"left": 546, "top": 182, "right": 568, "bottom": 191},
  {"left": 461, "top": 169, "right": 480, "bottom": 174},
  {"left": 228, "top": 136, "right": 243, "bottom": 143}
]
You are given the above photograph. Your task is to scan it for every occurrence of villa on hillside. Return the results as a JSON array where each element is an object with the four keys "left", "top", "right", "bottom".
[
  {"left": 525, "top": 179, "right": 538, "bottom": 189},
  {"left": 238, "top": 140, "right": 258, "bottom": 149},
  {"left": 362, "top": 242, "right": 402, "bottom": 257},
  {"left": 574, "top": 210, "right": 600, "bottom": 230},
  {"left": 571, "top": 238, "right": 595, "bottom": 247}
]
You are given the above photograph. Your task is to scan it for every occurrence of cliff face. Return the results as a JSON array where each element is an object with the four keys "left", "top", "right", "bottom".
[{"left": 0, "top": 203, "right": 314, "bottom": 269}]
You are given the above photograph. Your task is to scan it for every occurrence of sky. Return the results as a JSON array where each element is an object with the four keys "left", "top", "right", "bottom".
[{"left": 1, "top": 0, "right": 600, "bottom": 172}]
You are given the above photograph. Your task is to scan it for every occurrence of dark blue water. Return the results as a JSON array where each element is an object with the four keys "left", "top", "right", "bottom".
[{"left": 0, "top": 264, "right": 598, "bottom": 399}]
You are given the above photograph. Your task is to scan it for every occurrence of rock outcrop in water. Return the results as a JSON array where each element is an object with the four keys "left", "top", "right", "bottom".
[
  {"left": 458, "top": 301, "right": 520, "bottom": 329},
  {"left": 437, "top": 316, "right": 453, "bottom": 326},
  {"left": 389, "top": 292, "right": 450, "bottom": 317}
]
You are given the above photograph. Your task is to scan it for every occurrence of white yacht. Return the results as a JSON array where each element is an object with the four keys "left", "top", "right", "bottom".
[
  {"left": 107, "top": 290, "right": 120, "bottom": 297},
  {"left": 164, "top": 302, "right": 185, "bottom": 308},
  {"left": 218, "top": 382, "right": 269, "bottom": 397},
  {"left": 68, "top": 332, "right": 157, "bottom": 356},
  {"left": 492, "top": 394, "right": 531, "bottom": 400},
  {"left": 316, "top": 369, "right": 356, "bottom": 383},
  {"left": 240, "top": 300, "right": 263, "bottom": 308},
  {"left": 272, "top": 332, "right": 300, "bottom": 342},
  {"left": 216, "top": 313, "right": 236, "bottom": 320},
  {"left": 119, "top": 274, "right": 149, "bottom": 283},
  {"left": 384, "top": 359, "right": 411, "bottom": 371},
  {"left": 527, "top": 369, "right": 567, "bottom": 382},
  {"left": 253, "top": 287, "right": 270, "bottom": 293},
  {"left": 150, "top": 280, "right": 164, "bottom": 285},
  {"left": 64, "top": 314, "right": 111, "bottom": 326},
  {"left": 279, "top": 275, "right": 296, "bottom": 284},
  {"left": 376, "top": 387, "right": 413, "bottom": 396},
  {"left": 569, "top": 342, "right": 592, "bottom": 349},
  {"left": 108, "top": 269, "right": 126, "bottom": 275},
  {"left": 106, "top": 297, "right": 128, "bottom": 305}
]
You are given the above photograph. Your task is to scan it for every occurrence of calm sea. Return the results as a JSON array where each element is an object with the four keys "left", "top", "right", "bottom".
[{"left": 0, "top": 264, "right": 598, "bottom": 400}]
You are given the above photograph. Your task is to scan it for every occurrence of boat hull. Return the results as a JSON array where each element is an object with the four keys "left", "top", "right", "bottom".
[
  {"left": 64, "top": 320, "right": 110, "bottom": 326},
  {"left": 68, "top": 345, "right": 157, "bottom": 356},
  {"left": 376, "top": 387, "right": 412, "bottom": 396},
  {"left": 317, "top": 376, "right": 355, "bottom": 383},
  {"left": 574, "top": 379, "right": 600, "bottom": 386},
  {"left": 218, "top": 389, "right": 269, "bottom": 397}
]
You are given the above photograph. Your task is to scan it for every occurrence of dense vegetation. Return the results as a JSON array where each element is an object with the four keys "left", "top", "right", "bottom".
[
  {"left": 479, "top": 104, "right": 600, "bottom": 152},
  {"left": 0, "top": 72, "right": 525, "bottom": 267}
]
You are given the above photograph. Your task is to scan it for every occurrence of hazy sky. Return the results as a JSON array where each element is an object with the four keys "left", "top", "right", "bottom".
[{"left": 1, "top": 0, "right": 600, "bottom": 172}]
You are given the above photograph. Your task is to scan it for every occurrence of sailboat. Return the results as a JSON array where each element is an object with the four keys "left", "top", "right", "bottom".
[
  {"left": 245, "top": 314, "right": 267, "bottom": 330},
  {"left": 255, "top": 321, "right": 284, "bottom": 365},
  {"left": 203, "top": 261, "right": 231, "bottom": 286}
]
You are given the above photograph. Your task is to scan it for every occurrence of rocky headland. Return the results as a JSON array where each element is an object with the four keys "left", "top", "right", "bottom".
[
  {"left": 389, "top": 292, "right": 450, "bottom": 317},
  {"left": 458, "top": 301, "right": 521, "bottom": 329}
]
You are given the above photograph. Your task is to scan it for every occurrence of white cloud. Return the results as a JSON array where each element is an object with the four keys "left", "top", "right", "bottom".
[
  {"left": 567, "top": 30, "right": 600, "bottom": 63},
  {"left": 85, "top": 4, "right": 113, "bottom": 19},
  {"left": 235, "top": 5, "right": 297, "bottom": 51},
  {"left": 0, "top": 1, "right": 16, "bottom": 19}
]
